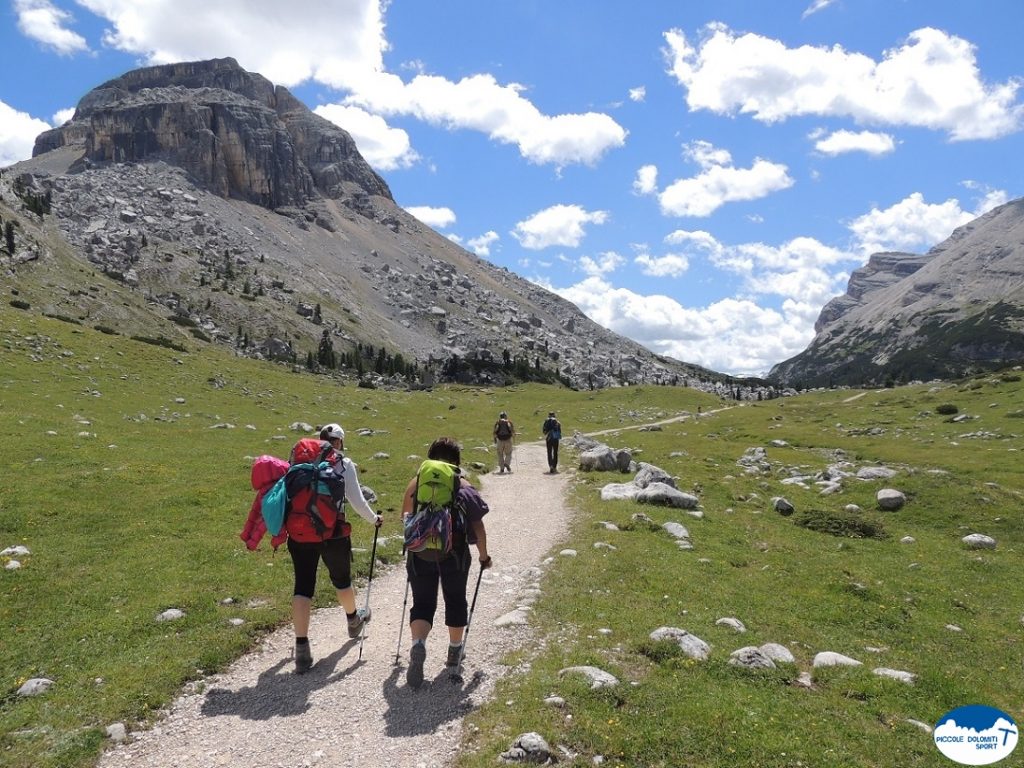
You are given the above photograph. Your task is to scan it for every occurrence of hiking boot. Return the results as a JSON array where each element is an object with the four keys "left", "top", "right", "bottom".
[
  {"left": 347, "top": 606, "right": 371, "bottom": 639},
  {"left": 407, "top": 643, "right": 427, "bottom": 689},
  {"left": 445, "top": 644, "right": 464, "bottom": 668},
  {"left": 294, "top": 642, "right": 313, "bottom": 674}
]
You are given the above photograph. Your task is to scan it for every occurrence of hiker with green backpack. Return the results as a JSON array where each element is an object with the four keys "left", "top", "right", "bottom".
[
  {"left": 400, "top": 436, "right": 491, "bottom": 689},
  {"left": 276, "top": 423, "right": 382, "bottom": 673}
]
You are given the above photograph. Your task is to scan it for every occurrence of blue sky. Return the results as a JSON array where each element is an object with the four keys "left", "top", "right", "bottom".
[{"left": 2, "top": 1, "right": 1022, "bottom": 376}]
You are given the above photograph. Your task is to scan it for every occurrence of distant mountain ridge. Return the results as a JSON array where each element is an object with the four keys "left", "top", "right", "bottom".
[
  {"left": 4, "top": 58, "right": 732, "bottom": 392},
  {"left": 770, "top": 199, "right": 1024, "bottom": 387}
]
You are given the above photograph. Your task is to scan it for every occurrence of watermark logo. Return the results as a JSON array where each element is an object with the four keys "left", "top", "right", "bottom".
[{"left": 934, "top": 705, "right": 1018, "bottom": 765}]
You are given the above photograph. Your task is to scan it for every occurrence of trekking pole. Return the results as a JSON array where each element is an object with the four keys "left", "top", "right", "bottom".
[
  {"left": 394, "top": 545, "right": 410, "bottom": 665},
  {"left": 450, "top": 562, "right": 485, "bottom": 681},
  {"left": 357, "top": 525, "right": 379, "bottom": 661}
]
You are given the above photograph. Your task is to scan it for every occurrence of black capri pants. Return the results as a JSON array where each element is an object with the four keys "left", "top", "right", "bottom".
[
  {"left": 287, "top": 536, "right": 352, "bottom": 598},
  {"left": 406, "top": 547, "right": 471, "bottom": 628}
]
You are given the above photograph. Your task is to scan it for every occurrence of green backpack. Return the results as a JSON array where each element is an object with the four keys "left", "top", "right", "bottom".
[{"left": 404, "top": 459, "right": 462, "bottom": 560}]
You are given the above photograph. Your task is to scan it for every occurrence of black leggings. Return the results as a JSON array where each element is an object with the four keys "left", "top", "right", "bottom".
[
  {"left": 406, "top": 548, "right": 470, "bottom": 628},
  {"left": 287, "top": 536, "right": 352, "bottom": 598},
  {"left": 546, "top": 439, "right": 559, "bottom": 469}
]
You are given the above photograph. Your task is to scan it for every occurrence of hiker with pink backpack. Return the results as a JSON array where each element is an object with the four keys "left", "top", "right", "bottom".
[{"left": 242, "top": 422, "right": 382, "bottom": 674}]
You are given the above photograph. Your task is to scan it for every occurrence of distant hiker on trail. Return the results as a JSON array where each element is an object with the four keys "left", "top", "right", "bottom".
[
  {"left": 492, "top": 411, "right": 516, "bottom": 473},
  {"left": 400, "top": 437, "right": 491, "bottom": 689},
  {"left": 542, "top": 411, "right": 562, "bottom": 474},
  {"left": 284, "top": 423, "right": 382, "bottom": 673}
]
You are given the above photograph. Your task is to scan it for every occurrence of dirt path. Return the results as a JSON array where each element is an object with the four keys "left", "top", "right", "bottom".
[{"left": 97, "top": 441, "right": 570, "bottom": 768}]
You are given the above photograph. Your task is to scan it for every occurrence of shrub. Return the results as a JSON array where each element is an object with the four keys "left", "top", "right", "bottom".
[
  {"left": 793, "top": 508, "right": 888, "bottom": 540},
  {"left": 935, "top": 403, "right": 959, "bottom": 415},
  {"left": 9, "top": 299, "right": 30, "bottom": 310},
  {"left": 94, "top": 325, "right": 118, "bottom": 335}
]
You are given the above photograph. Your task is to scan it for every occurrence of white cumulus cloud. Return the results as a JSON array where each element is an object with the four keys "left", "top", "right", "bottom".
[
  {"left": 580, "top": 251, "right": 624, "bottom": 277},
  {"left": 629, "top": 86, "right": 646, "bottom": 102},
  {"left": 51, "top": 107, "right": 75, "bottom": 126},
  {"left": 512, "top": 204, "right": 609, "bottom": 250},
  {"left": 633, "top": 164, "right": 658, "bottom": 195},
  {"left": 314, "top": 104, "right": 418, "bottom": 171},
  {"left": 848, "top": 190, "right": 1008, "bottom": 255},
  {"left": 551, "top": 276, "right": 814, "bottom": 376},
  {"left": 814, "top": 129, "right": 896, "bottom": 156},
  {"left": 467, "top": 231, "right": 500, "bottom": 257},
  {"left": 664, "top": 24, "right": 1023, "bottom": 140},
  {"left": 405, "top": 205, "right": 456, "bottom": 229},
  {"left": 74, "top": 0, "right": 386, "bottom": 88},
  {"left": 635, "top": 252, "right": 690, "bottom": 278},
  {"left": 343, "top": 71, "right": 627, "bottom": 168},
  {"left": 658, "top": 153, "right": 794, "bottom": 217},
  {"left": 15, "top": 0, "right": 89, "bottom": 55},
  {"left": 0, "top": 100, "right": 52, "bottom": 167}
]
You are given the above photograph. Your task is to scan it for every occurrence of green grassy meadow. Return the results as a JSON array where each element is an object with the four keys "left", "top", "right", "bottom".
[{"left": 1, "top": 304, "right": 1022, "bottom": 768}]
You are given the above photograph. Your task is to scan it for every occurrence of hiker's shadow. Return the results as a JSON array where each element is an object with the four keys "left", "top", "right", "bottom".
[
  {"left": 200, "top": 639, "right": 360, "bottom": 721},
  {"left": 381, "top": 663, "right": 484, "bottom": 737}
]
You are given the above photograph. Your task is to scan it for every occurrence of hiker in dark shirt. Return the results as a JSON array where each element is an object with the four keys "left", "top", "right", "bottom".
[
  {"left": 542, "top": 411, "right": 562, "bottom": 473},
  {"left": 400, "top": 437, "right": 491, "bottom": 688},
  {"left": 492, "top": 411, "right": 516, "bottom": 473}
]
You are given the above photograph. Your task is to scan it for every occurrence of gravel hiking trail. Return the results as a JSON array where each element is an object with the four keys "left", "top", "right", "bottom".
[{"left": 97, "top": 440, "right": 571, "bottom": 768}]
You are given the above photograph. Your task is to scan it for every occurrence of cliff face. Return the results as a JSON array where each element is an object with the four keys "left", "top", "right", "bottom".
[
  {"left": 770, "top": 200, "right": 1024, "bottom": 387},
  {"left": 33, "top": 57, "right": 390, "bottom": 209}
]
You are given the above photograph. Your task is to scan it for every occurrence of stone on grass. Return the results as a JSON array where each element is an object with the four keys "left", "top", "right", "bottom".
[
  {"left": 634, "top": 463, "right": 676, "bottom": 489},
  {"left": 1, "top": 545, "right": 31, "bottom": 557},
  {"left": 649, "top": 626, "right": 711, "bottom": 660},
  {"left": 597, "top": 521, "right": 620, "bottom": 531},
  {"left": 900, "top": 536, "right": 916, "bottom": 544},
  {"left": 876, "top": 489, "right": 906, "bottom": 511},
  {"left": 543, "top": 695, "right": 566, "bottom": 708},
  {"left": 500, "top": 732, "right": 557, "bottom": 765},
  {"left": 729, "top": 647, "right": 776, "bottom": 669},
  {"left": 773, "top": 497, "right": 795, "bottom": 516},
  {"left": 600, "top": 483, "right": 639, "bottom": 502},
  {"left": 962, "top": 533, "right": 996, "bottom": 550},
  {"left": 593, "top": 542, "right": 617, "bottom": 551},
  {"left": 715, "top": 617, "right": 746, "bottom": 633},
  {"left": 106, "top": 723, "right": 127, "bottom": 742},
  {"left": 844, "top": 504, "right": 862, "bottom": 514},
  {"left": 662, "top": 522, "right": 690, "bottom": 540},
  {"left": 5, "top": 560, "right": 21, "bottom": 570},
  {"left": 579, "top": 446, "right": 617, "bottom": 472},
  {"left": 290, "top": 422, "right": 313, "bottom": 433},
  {"left": 760, "top": 643, "right": 796, "bottom": 663},
  {"left": 857, "top": 467, "right": 897, "bottom": 480},
  {"left": 906, "top": 719, "right": 933, "bottom": 734},
  {"left": 559, "top": 549, "right": 577, "bottom": 557},
  {"left": 813, "top": 651, "right": 862, "bottom": 668},
  {"left": 156, "top": 608, "right": 185, "bottom": 622},
  {"left": 638, "top": 483, "right": 699, "bottom": 509},
  {"left": 559, "top": 665, "right": 619, "bottom": 689},
  {"left": 873, "top": 667, "right": 917, "bottom": 684},
  {"left": 17, "top": 678, "right": 54, "bottom": 696}
]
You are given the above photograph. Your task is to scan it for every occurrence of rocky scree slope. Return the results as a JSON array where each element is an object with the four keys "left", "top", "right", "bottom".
[{"left": 5, "top": 57, "right": 716, "bottom": 390}]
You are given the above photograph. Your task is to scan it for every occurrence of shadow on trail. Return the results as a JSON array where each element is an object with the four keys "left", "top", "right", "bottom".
[
  {"left": 200, "top": 638, "right": 359, "bottom": 721},
  {"left": 381, "top": 664, "right": 484, "bottom": 736}
]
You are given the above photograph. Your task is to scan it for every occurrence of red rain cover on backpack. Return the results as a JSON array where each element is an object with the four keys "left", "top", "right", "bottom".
[{"left": 240, "top": 455, "right": 289, "bottom": 550}]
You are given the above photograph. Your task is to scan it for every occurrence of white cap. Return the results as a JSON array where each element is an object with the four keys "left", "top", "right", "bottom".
[{"left": 320, "top": 422, "right": 345, "bottom": 441}]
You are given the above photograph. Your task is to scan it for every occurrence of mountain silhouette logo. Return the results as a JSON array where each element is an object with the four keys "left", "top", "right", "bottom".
[{"left": 934, "top": 705, "right": 1018, "bottom": 765}]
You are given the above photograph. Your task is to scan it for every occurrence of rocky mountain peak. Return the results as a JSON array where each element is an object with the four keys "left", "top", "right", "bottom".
[{"left": 33, "top": 57, "right": 391, "bottom": 210}]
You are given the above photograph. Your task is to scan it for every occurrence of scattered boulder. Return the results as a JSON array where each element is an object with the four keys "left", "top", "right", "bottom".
[
  {"left": 614, "top": 449, "right": 633, "bottom": 472},
  {"left": 876, "top": 489, "right": 906, "bottom": 511},
  {"left": 156, "top": 608, "right": 185, "bottom": 622},
  {"left": 759, "top": 643, "right": 796, "bottom": 663},
  {"left": 106, "top": 723, "right": 128, "bottom": 742},
  {"left": 662, "top": 522, "right": 690, "bottom": 540},
  {"left": 715, "top": 617, "right": 746, "bottom": 633},
  {"left": 962, "top": 533, "right": 996, "bottom": 550},
  {"left": 17, "top": 678, "right": 54, "bottom": 696},
  {"left": 900, "top": 536, "right": 916, "bottom": 544},
  {"left": 634, "top": 463, "right": 676, "bottom": 489},
  {"left": 729, "top": 647, "right": 776, "bottom": 669},
  {"left": 856, "top": 467, "right": 897, "bottom": 480},
  {"left": 599, "top": 483, "right": 639, "bottom": 502},
  {"left": 637, "top": 483, "right": 699, "bottom": 509},
  {"left": 649, "top": 626, "right": 711, "bottom": 660},
  {"left": 290, "top": 421, "right": 314, "bottom": 433},
  {"left": 500, "top": 732, "right": 558, "bottom": 765},
  {"left": 579, "top": 445, "right": 617, "bottom": 472},
  {"left": 558, "top": 665, "right": 619, "bottom": 689},
  {"left": 812, "top": 651, "right": 862, "bottom": 668},
  {"left": 773, "top": 497, "right": 795, "bottom": 516},
  {"left": 1, "top": 545, "right": 30, "bottom": 557},
  {"left": 873, "top": 667, "right": 917, "bottom": 684}
]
